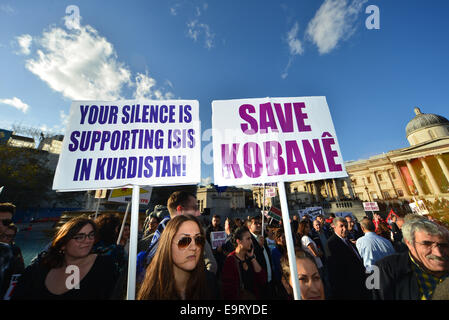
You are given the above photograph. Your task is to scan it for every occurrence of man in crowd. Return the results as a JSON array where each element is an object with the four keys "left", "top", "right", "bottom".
[
  {"left": 316, "top": 214, "right": 332, "bottom": 237},
  {"left": 248, "top": 216, "right": 273, "bottom": 296},
  {"left": 373, "top": 215, "right": 449, "bottom": 300},
  {"left": 346, "top": 215, "right": 364, "bottom": 244},
  {"left": 206, "top": 214, "right": 225, "bottom": 276},
  {"left": 390, "top": 211, "right": 408, "bottom": 252},
  {"left": 356, "top": 218, "right": 395, "bottom": 269},
  {"left": 0, "top": 203, "right": 24, "bottom": 300},
  {"left": 311, "top": 219, "right": 331, "bottom": 260},
  {"left": 327, "top": 217, "right": 369, "bottom": 299}
]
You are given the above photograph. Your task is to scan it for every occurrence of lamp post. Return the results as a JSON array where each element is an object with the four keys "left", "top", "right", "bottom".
[{"left": 363, "top": 178, "right": 372, "bottom": 202}]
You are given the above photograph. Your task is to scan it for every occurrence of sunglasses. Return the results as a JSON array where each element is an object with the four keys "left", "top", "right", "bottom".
[
  {"left": 176, "top": 235, "right": 205, "bottom": 249},
  {"left": 1, "top": 219, "right": 13, "bottom": 226}
]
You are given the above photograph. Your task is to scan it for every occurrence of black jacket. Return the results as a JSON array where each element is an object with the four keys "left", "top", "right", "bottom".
[
  {"left": 250, "top": 233, "right": 273, "bottom": 280},
  {"left": 327, "top": 234, "right": 370, "bottom": 300},
  {"left": 372, "top": 251, "right": 420, "bottom": 300}
]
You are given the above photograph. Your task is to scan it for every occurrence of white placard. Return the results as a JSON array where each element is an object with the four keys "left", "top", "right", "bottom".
[
  {"left": 363, "top": 202, "right": 379, "bottom": 211},
  {"left": 53, "top": 100, "right": 201, "bottom": 191},
  {"left": 212, "top": 96, "right": 348, "bottom": 186}
]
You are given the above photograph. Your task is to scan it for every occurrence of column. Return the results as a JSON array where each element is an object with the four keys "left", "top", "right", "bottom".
[
  {"left": 345, "top": 177, "right": 355, "bottom": 199},
  {"left": 393, "top": 163, "right": 411, "bottom": 196},
  {"left": 420, "top": 157, "right": 441, "bottom": 195},
  {"left": 333, "top": 179, "right": 341, "bottom": 201},
  {"left": 386, "top": 169, "right": 399, "bottom": 198},
  {"left": 313, "top": 181, "right": 321, "bottom": 202},
  {"left": 371, "top": 172, "right": 383, "bottom": 200},
  {"left": 325, "top": 180, "right": 331, "bottom": 200},
  {"left": 406, "top": 160, "right": 425, "bottom": 196},
  {"left": 436, "top": 155, "right": 449, "bottom": 192}
]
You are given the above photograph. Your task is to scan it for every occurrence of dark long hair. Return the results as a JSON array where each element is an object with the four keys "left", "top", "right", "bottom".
[
  {"left": 94, "top": 213, "right": 121, "bottom": 245},
  {"left": 41, "top": 216, "right": 97, "bottom": 269},
  {"left": 137, "top": 215, "right": 209, "bottom": 300}
]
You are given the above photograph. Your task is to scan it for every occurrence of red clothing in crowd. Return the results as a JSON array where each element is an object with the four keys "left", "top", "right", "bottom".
[{"left": 221, "top": 251, "right": 267, "bottom": 300}]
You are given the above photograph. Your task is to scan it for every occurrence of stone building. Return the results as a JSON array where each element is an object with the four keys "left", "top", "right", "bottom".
[{"left": 346, "top": 107, "right": 449, "bottom": 217}]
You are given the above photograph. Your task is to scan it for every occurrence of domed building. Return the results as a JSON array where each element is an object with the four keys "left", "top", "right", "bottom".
[{"left": 346, "top": 107, "right": 449, "bottom": 212}]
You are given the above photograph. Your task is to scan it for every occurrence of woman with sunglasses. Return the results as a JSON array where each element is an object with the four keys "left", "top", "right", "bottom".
[
  {"left": 11, "top": 216, "right": 119, "bottom": 300},
  {"left": 137, "top": 214, "right": 218, "bottom": 300}
]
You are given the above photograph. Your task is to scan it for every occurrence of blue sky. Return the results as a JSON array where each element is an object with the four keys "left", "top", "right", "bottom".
[{"left": 1, "top": 0, "right": 449, "bottom": 185}]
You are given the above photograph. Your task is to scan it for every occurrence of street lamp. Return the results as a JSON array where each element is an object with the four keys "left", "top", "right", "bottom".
[{"left": 363, "top": 178, "right": 372, "bottom": 202}]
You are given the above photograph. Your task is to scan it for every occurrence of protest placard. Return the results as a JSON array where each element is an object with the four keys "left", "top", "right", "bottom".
[
  {"left": 108, "top": 186, "right": 153, "bottom": 205},
  {"left": 363, "top": 202, "right": 379, "bottom": 211},
  {"left": 212, "top": 96, "right": 348, "bottom": 300},
  {"left": 212, "top": 96, "right": 348, "bottom": 186},
  {"left": 210, "top": 231, "right": 227, "bottom": 249},
  {"left": 298, "top": 207, "right": 324, "bottom": 220},
  {"left": 53, "top": 100, "right": 201, "bottom": 191}
]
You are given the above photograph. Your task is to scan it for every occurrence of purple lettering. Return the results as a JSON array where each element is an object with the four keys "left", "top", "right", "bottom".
[
  {"left": 322, "top": 135, "right": 342, "bottom": 172},
  {"left": 274, "top": 103, "right": 294, "bottom": 132},
  {"left": 239, "top": 104, "right": 258, "bottom": 134},
  {"left": 285, "top": 141, "right": 307, "bottom": 174},
  {"left": 293, "top": 102, "right": 311, "bottom": 132},
  {"left": 221, "top": 143, "right": 243, "bottom": 179},
  {"left": 263, "top": 141, "right": 286, "bottom": 176},
  {"left": 259, "top": 102, "right": 278, "bottom": 133},
  {"left": 80, "top": 105, "right": 89, "bottom": 124},
  {"left": 302, "top": 139, "right": 326, "bottom": 173},
  {"left": 69, "top": 131, "right": 80, "bottom": 151},
  {"left": 243, "top": 142, "right": 263, "bottom": 178}
]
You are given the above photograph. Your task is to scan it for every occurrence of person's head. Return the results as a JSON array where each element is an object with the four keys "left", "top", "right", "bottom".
[
  {"left": 280, "top": 249, "right": 325, "bottom": 300},
  {"left": 297, "top": 220, "right": 310, "bottom": 237},
  {"left": 122, "top": 223, "right": 130, "bottom": 241},
  {"left": 42, "top": 216, "right": 97, "bottom": 269},
  {"left": 0, "top": 224, "right": 17, "bottom": 245},
  {"left": 234, "top": 218, "right": 242, "bottom": 228},
  {"left": 249, "top": 216, "right": 262, "bottom": 235},
  {"left": 395, "top": 212, "right": 407, "bottom": 229},
  {"left": 137, "top": 215, "right": 207, "bottom": 300},
  {"left": 345, "top": 215, "right": 354, "bottom": 231},
  {"left": 402, "top": 215, "right": 449, "bottom": 275},
  {"left": 332, "top": 217, "right": 348, "bottom": 238},
  {"left": 167, "top": 191, "right": 200, "bottom": 217},
  {"left": 274, "top": 228, "right": 286, "bottom": 247},
  {"left": 211, "top": 215, "right": 221, "bottom": 228},
  {"left": 313, "top": 219, "right": 322, "bottom": 233},
  {"left": 0, "top": 203, "right": 15, "bottom": 234},
  {"left": 293, "top": 215, "right": 299, "bottom": 221},
  {"left": 224, "top": 217, "right": 236, "bottom": 235},
  {"left": 373, "top": 212, "right": 381, "bottom": 221},
  {"left": 94, "top": 213, "right": 121, "bottom": 245},
  {"left": 360, "top": 217, "right": 376, "bottom": 233},
  {"left": 148, "top": 216, "right": 160, "bottom": 233},
  {"left": 329, "top": 213, "right": 336, "bottom": 219},
  {"left": 316, "top": 215, "right": 324, "bottom": 225},
  {"left": 233, "top": 226, "right": 253, "bottom": 253}
]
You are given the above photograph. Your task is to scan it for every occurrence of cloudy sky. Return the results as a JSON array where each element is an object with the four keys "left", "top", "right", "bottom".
[{"left": 1, "top": 0, "right": 449, "bottom": 185}]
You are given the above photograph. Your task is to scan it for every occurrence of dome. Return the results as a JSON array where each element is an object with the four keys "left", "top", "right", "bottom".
[{"left": 405, "top": 107, "right": 449, "bottom": 137}]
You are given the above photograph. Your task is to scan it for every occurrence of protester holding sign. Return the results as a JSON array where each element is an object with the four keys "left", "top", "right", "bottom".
[{"left": 137, "top": 215, "right": 218, "bottom": 300}]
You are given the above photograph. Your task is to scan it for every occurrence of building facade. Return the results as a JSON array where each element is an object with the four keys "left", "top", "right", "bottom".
[{"left": 346, "top": 107, "right": 449, "bottom": 220}]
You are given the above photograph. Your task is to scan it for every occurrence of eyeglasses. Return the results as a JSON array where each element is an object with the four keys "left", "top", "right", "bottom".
[
  {"left": 1, "top": 219, "right": 13, "bottom": 226},
  {"left": 415, "top": 241, "right": 449, "bottom": 250},
  {"left": 176, "top": 235, "right": 205, "bottom": 249},
  {"left": 72, "top": 231, "right": 96, "bottom": 242}
]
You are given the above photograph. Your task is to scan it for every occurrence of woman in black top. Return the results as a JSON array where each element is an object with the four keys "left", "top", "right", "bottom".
[{"left": 12, "top": 216, "right": 119, "bottom": 300}]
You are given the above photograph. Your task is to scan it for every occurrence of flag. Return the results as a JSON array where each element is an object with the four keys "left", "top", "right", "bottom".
[{"left": 267, "top": 206, "right": 282, "bottom": 221}]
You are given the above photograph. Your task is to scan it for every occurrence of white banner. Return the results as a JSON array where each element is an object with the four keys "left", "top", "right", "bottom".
[
  {"left": 53, "top": 100, "right": 201, "bottom": 191},
  {"left": 212, "top": 96, "right": 347, "bottom": 186}
]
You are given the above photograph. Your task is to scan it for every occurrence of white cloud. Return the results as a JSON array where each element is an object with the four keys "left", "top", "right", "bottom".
[
  {"left": 16, "top": 34, "right": 32, "bottom": 55},
  {"left": 306, "top": 0, "right": 367, "bottom": 54},
  {"left": 134, "top": 72, "right": 174, "bottom": 100},
  {"left": 281, "top": 21, "right": 304, "bottom": 79},
  {"left": 0, "top": 4, "right": 14, "bottom": 15},
  {"left": 287, "top": 22, "right": 304, "bottom": 56},
  {"left": 187, "top": 19, "right": 215, "bottom": 49},
  {"left": 24, "top": 25, "right": 131, "bottom": 100},
  {"left": 0, "top": 97, "right": 29, "bottom": 113}
]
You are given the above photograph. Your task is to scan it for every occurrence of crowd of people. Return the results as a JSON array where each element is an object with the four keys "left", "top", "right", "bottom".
[{"left": 1, "top": 192, "right": 448, "bottom": 300}]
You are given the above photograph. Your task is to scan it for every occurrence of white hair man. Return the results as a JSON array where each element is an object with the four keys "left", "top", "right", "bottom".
[{"left": 373, "top": 215, "right": 449, "bottom": 300}]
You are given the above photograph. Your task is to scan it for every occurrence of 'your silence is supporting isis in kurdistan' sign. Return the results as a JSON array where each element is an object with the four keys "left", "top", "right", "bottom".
[
  {"left": 212, "top": 96, "right": 348, "bottom": 186},
  {"left": 53, "top": 100, "right": 201, "bottom": 191}
]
